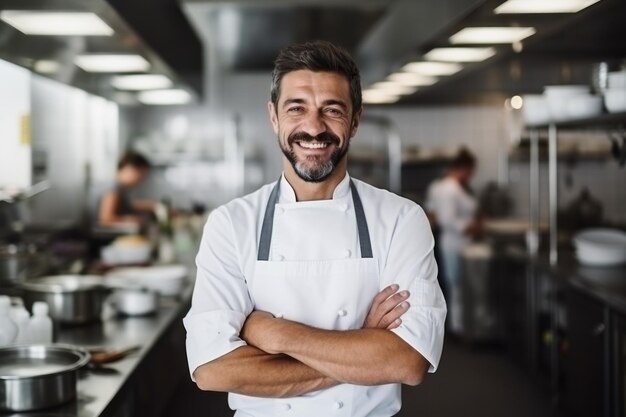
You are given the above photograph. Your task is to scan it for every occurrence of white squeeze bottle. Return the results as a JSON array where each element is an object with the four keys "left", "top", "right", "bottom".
[
  {"left": 28, "top": 302, "right": 53, "bottom": 344},
  {"left": 0, "top": 296, "right": 17, "bottom": 346},
  {"left": 13, "top": 307, "right": 31, "bottom": 344}
]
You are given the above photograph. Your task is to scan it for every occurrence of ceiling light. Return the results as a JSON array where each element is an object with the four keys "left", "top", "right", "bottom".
[
  {"left": 387, "top": 73, "right": 437, "bottom": 87},
  {"left": 137, "top": 89, "right": 192, "bottom": 105},
  {"left": 510, "top": 95, "right": 524, "bottom": 109},
  {"left": 362, "top": 89, "right": 400, "bottom": 104},
  {"left": 495, "top": 0, "right": 601, "bottom": 14},
  {"left": 402, "top": 61, "right": 463, "bottom": 76},
  {"left": 370, "top": 82, "right": 417, "bottom": 96},
  {"left": 111, "top": 74, "right": 172, "bottom": 90},
  {"left": 33, "top": 60, "right": 60, "bottom": 74},
  {"left": 0, "top": 11, "right": 113, "bottom": 36},
  {"left": 450, "top": 27, "right": 536, "bottom": 44},
  {"left": 424, "top": 47, "right": 496, "bottom": 62},
  {"left": 75, "top": 54, "right": 150, "bottom": 73}
]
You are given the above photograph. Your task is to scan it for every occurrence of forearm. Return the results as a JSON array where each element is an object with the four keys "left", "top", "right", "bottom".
[
  {"left": 267, "top": 320, "right": 428, "bottom": 386},
  {"left": 193, "top": 345, "right": 337, "bottom": 397}
]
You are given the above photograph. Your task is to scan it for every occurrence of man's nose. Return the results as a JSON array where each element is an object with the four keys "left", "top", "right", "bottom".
[{"left": 300, "top": 111, "right": 327, "bottom": 137}]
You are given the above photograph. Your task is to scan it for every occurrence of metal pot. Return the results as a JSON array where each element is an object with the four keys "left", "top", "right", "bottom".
[
  {"left": 0, "top": 243, "right": 48, "bottom": 287},
  {"left": 21, "top": 275, "right": 109, "bottom": 324},
  {"left": 0, "top": 344, "right": 90, "bottom": 412}
]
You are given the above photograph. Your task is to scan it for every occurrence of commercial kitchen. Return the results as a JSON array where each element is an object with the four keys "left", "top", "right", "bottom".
[{"left": 1, "top": 0, "right": 626, "bottom": 416}]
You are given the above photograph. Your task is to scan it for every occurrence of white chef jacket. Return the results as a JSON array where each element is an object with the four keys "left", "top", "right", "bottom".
[
  {"left": 184, "top": 173, "right": 446, "bottom": 416},
  {"left": 426, "top": 177, "right": 477, "bottom": 252}
]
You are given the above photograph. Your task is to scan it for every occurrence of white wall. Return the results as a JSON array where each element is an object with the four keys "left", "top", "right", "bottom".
[{"left": 0, "top": 59, "right": 32, "bottom": 190}]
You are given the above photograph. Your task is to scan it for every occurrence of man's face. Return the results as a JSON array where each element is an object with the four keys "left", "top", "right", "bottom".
[{"left": 268, "top": 70, "right": 361, "bottom": 183}]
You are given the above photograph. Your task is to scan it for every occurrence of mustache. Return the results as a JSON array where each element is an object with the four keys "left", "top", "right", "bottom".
[{"left": 288, "top": 131, "right": 341, "bottom": 146}]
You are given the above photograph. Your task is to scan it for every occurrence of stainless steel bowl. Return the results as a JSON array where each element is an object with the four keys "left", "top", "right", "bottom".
[
  {"left": 21, "top": 275, "right": 109, "bottom": 324},
  {"left": 0, "top": 243, "right": 48, "bottom": 287},
  {"left": 0, "top": 344, "right": 90, "bottom": 412}
]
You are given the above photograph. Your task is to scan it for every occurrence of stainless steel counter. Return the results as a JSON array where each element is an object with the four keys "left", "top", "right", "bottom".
[{"left": 3, "top": 284, "right": 193, "bottom": 417}]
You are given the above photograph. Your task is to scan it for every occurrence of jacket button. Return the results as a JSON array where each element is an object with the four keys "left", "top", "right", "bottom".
[
  {"left": 338, "top": 309, "right": 347, "bottom": 317},
  {"left": 333, "top": 401, "right": 344, "bottom": 410},
  {"left": 343, "top": 249, "right": 351, "bottom": 258},
  {"left": 275, "top": 313, "right": 284, "bottom": 319},
  {"left": 339, "top": 203, "right": 348, "bottom": 212},
  {"left": 281, "top": 403, "right": 291, "bottom": 411},
  {"left": 276, "top": 254, "right": 285, "bottom": 261}
]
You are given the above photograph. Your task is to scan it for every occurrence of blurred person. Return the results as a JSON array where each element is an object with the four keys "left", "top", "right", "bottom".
[
  {"left": 97, "top": 151, "right": 155, "bottom": 228},
  {"left": 426, "top": 148, "right": 481, "bottom": 335}
]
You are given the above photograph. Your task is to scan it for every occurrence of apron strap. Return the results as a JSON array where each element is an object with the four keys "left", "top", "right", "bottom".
[
  {"left": 350, "top": 180, "right": 373, "bottom": 258},
  {"left": 257, "top": 177, "right": 373, "bottom": 260},
  {"left": 257, "top": 178, "right": 281, "bottom": 261}
]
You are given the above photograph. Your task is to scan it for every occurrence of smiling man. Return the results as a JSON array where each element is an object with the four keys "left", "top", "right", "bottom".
[{"left": 183, "top": 41, "right": 446, "bottom": 417}]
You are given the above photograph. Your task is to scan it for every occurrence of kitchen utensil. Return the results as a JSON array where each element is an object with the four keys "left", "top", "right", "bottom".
[
  {"left": 0, "top": 344, "right": 89, "bottom": 412},
  {"left": 105, "top": 264, "right": 187, "bottom": 296},
  {"left": 604, "top": 89, "right": 626, "bottom": 113},
  {"left": 544, "top": 85, "right": 590, "bottom": 121},
  {"left": 608, "top": 70, "right": 626, "bottom": 89},
  {"left": 21, "top": 275, "right": 109, "bottom": 324},
  {"left": 565, "top": 95, "right": 603, "bottom": 119},
  {"left": 0, "top": 243, "right": 48, "bottom": 286},
  {"left": 573, "top": 228, "right": 626, "bottom": 266},
  {"left": 110, "top": 287, "right": 158, "bottom": 316},
  {"left": 88, "top": 345, "right": 140, "bottom": 365},
  {"left": 522, "top": 94, "right": 550, "bottom": 126}
]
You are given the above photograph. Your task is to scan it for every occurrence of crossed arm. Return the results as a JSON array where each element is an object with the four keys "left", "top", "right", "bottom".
[{"left": 193, "top": 285, "right": 430, "bottom": 397}]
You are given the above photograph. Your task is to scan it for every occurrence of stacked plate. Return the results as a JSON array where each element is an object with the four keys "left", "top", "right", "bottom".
[
  {"left": 605, "top": 70, "right": 626, "bottom": 113},
  {"left": 573, "top": 228, "right": 626, "bottom": 267},
  {"left": 105, "top": 264, "right": 188, "bottom": 296}
]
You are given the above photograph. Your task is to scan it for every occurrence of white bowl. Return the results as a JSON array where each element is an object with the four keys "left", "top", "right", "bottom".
[
  {"left": 604, "top": 89, "right": 626, "bottom": 113},
  {"left": 110, "top": 288, "right": 158, "bottom": 316},
  {"left": 565, "top": 95, "right": 603, "bottom": 120},
  {"left": 544, "top": 85, "right": 590, "bottom": 122},
  {"left": 573, "top": 228, "right": 626, "bottom": 266},
  {"left": 106, "top": 265, "right": 188, "bottom": 296},
  {"left": 522, "top": 95, "right": 550, "bottom": 126},
  {"left": 101, "top": 244, "right": 151, "bottom": 265},
  {"left": 608, "top": 71, "right": 626, "bottom": 89}
]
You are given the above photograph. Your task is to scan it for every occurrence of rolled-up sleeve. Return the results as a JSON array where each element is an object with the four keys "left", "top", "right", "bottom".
[
  {"left": 383, "top": 205, "right": 447, "bottom": 372},
  {"left": 183, "top": 207, "right": 253, "bottom": 380}
]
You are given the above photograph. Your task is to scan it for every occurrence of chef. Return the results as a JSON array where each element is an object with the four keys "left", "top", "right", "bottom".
[
  {"left": 184, "top": 41, "right": 446, "bottom": 417},
  {"left": 425, "top": 148, "right": 480, "bottom": 335}
]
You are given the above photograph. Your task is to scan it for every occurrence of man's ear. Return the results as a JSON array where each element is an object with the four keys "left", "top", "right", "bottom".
[
  {"left": 350, "top": 107, "right": 363, "bottom": 138},
  {"left": 268, "top": 101, "right": 279, "bottom": 134}
]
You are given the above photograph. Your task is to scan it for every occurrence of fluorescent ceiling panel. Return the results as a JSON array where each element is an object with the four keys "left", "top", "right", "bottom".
[
  {"left": 450, "top": 27, "right": 536, "bottom": 44},
  {"left": 362, "top": 90, "right": 400, "bottom": 104},
  {"left": 137, "top": 89, "right": 192, "bottom": 105},
  {"left": 387, "top": 73, "right": 437, "bottom": 87},
  {"left": 424, "top": 47, "right": 496, "bottom": 62},
  {"left": 111, "top": 74, "right": 172, "bottom": 90},
  {"left": 0, "top": 11, "right": 113, "bottom": 36},
  {"left": 402, "top": 62, "right": 463, "bottom": 76},
  {"left": 33, "top": 60, "right": 60, "bottom": 74},
  {"left": 369, "top": 82, "right": 417, "bottom": 96},
  {"left": 495, "top": 0, "right": 601, "bottom": 14},
  {"left": 75, "top": 54, "right": 150, "bottom": 73}
]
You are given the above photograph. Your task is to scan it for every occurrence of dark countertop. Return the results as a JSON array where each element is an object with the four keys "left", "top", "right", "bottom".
[
  {"left": 1, "top": 280, "right": 194, "bottom": 417},
  {"left": 506, "top": 245, "right": 626, "bottom": 314}
]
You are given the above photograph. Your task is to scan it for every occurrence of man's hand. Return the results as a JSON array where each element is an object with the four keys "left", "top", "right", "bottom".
[
  {"left": 362, "top": 284, "right": 410, "bottom": 330},
  {"left": 241, "top": 311, "right": 280, "bottom": 354}
]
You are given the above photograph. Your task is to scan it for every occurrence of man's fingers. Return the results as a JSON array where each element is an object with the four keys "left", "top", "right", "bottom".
[
  {"left": 372, "top": 284, "right": 400, "bottom": 307},
  {"left": 378, "top": 301, "right": 410, "bottom": 328},
  {"left": 378, "top": 291, "right": 410, "bottom": 316},
  {"left": 387, "top": 318, "right": 402, "bottom": 330}
]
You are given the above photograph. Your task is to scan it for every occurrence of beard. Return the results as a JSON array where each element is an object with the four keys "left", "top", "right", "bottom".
[{"left": 280, "top": 131, "right": 349, "bottom": 183}]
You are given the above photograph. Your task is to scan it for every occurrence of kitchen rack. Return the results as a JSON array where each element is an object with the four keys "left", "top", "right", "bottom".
[{"left": 526, "top": 111, "right": 626, "bottom": 266}]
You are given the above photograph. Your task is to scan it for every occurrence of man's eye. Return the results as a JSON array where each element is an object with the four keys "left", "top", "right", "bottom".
[
  {"left": 287, "top": 107, "right": 303, "bottom": 113},
  {"left": 325, "top": 108, "right": 344, "bottom": 116}
]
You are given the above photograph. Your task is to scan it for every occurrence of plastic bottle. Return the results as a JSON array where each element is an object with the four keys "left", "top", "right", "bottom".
[
  {"left": 27, "top": 302, "right": 53, "bottom": 344},
  {"left": 13, "top": 307, "right": 31, "bottom": 344},
  {"left": 0, "top": 296, "right": 17, "bottom": 346}
]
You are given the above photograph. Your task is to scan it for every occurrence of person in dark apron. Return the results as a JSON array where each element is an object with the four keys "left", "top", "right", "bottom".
[
  {"left": 184, "top": 41, "right": 446, "bottom": 417},
  {"left": 97, "top": 151, "right": 154, "bottom": 228}
]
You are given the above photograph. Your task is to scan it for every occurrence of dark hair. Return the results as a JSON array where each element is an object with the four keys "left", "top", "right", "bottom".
[
  {"left": 271, "top": 41, "right": 362, "bottom": 114},
  {"left": 451, "top": 148, "right": 476, "bottom": 170},
  {"left": 117, "top": 151, "right": 151, "bottom": 170}
]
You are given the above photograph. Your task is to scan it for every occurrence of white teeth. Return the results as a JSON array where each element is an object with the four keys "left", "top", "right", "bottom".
[{"left": 299, "top": 142, "right": 329, "bottom": 149}]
